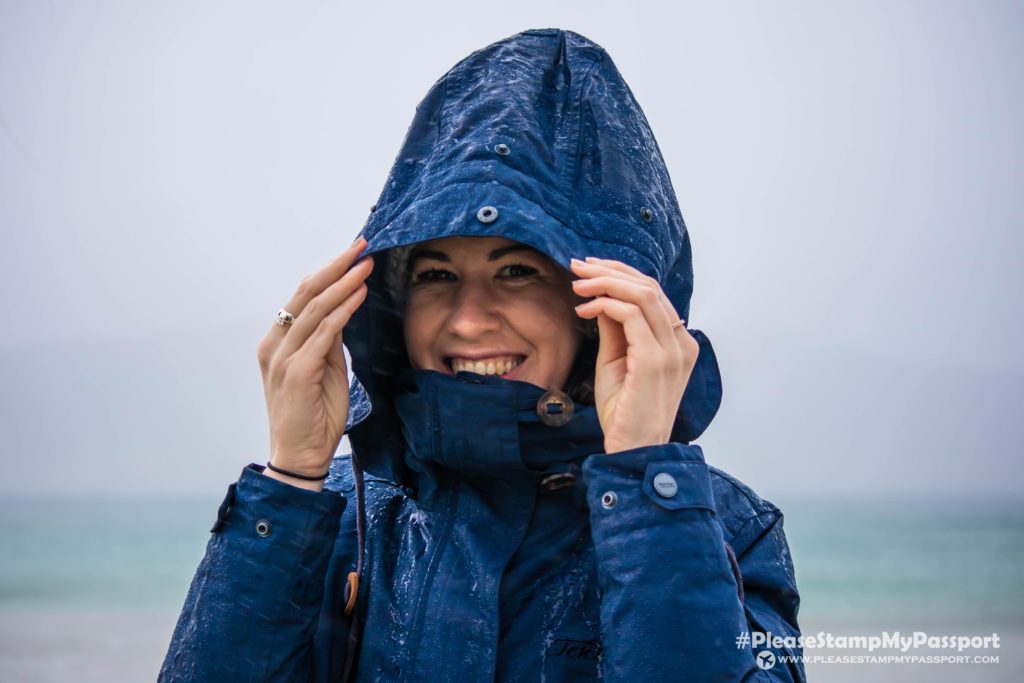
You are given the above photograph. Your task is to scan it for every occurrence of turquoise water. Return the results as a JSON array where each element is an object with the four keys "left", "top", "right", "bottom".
[
  {"left": 0, "top": 495, "right": 213, "bottom": 615},
  {"left": 1, "top": 494, "right": 1022, "bottom": 629},
  {"left": 780, "top": 495, "right": 1024, "bottom": 629}
]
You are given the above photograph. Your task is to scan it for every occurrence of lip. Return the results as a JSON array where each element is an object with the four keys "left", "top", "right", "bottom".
[{"left": 443, "top": 354, "right": 527, "bottom": 380}]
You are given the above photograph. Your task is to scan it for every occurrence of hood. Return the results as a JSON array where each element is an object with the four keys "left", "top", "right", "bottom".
[{"left": 343, "top": 28, "right": 723, "bottom": 482}]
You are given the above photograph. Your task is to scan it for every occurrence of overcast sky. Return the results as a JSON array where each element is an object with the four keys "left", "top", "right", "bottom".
[{"left": 1, "top": 0, "right": 1021, "bottom": 500}]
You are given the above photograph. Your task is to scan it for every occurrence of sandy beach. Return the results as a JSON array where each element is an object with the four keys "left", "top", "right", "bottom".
[{"left": 0, "top": 611, "right": 178, "bottom": 683}]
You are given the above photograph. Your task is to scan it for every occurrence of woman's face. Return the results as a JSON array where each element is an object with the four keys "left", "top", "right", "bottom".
[{"left": 402, "top": 235, "right": 586, "bottom": 392}]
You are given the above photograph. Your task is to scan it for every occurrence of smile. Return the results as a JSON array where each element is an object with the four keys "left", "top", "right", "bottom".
[{"left": 444, "top": 355, "right": 526, "bottom": 376}]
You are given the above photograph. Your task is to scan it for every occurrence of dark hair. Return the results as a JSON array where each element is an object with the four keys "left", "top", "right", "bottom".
[{"left": 563, "top": 321, "right": 598, "bottom": 405}]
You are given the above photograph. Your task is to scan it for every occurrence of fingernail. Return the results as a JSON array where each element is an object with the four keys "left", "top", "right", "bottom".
[
  {"left": 585, "top": 256, "right": 598, "bottom": 262},
  {"left": 570, "top": 257, "right": 584, "bottom": 265}
]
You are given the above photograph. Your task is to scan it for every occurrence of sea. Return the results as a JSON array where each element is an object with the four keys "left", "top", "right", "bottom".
[{"left": 1, "top": 493, "right": 1021, "bottom": 682}]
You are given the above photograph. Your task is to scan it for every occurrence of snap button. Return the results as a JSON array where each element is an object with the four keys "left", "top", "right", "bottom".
[
  {"left": 255, "top": 519, "right": 272, "bottom": 537},
  {"left": 541, "top": 472, "right": 577, "bottom": 491},
  {"left": 476, "top": 205, "right": 499, "bottom": 224},
  {"left": 494, "top": 143, "right": 510, "bottom": 156},
  {"left": 536, "top": 389, "right": 574, "bottom": 427},
  {"left": 600, "top": 491, "right": 618, "bottom": 509},
  {"left": 640, "top": 207, "right": 653, "bottom": 222},
  {"left": 652, "top": 472, "right": 678, "bottom": 498}
]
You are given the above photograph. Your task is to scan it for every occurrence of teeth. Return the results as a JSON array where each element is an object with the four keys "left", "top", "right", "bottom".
[{"left": 450, "top": 355, "right": 523, "bottom": 376}]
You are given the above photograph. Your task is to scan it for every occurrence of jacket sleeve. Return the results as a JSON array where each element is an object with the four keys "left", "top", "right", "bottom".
[
  {"left": 581, "top": 443, "right": 805, "bottom": 682},
  {"left": 159, "top": 463, "right": 347, "bottom": 682}
]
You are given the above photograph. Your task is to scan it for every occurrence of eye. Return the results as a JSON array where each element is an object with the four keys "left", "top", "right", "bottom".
[
  {"left": 411, "top": 267, "right": 456, "bottom": 283},
  {"left": 498, "top": 263, "right": 539, "bottom": 279}
]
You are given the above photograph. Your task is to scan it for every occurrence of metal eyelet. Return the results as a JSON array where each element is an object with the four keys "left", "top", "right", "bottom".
[
  {"left": 601, "top": 491, "right": 618, "bottom": 510},
  {"left": 477, "top": 205, "right": 499, "bottom": 224},
  {"left": 640, "top": 207, "right": 654, "bottom": 222},
  {"left": 255, "top": 519, "right": 272, "bottom": 537},
  {"left": 494, "top": 143, "right": 510, "bottom": 156}
]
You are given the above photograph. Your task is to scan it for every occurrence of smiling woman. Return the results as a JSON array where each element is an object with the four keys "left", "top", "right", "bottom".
[
  {"left": 400, "top": 236, "right": 588, "bottom": 392},
  {"left": 161, "top": 28, "right": 805, "bottom": 683}
]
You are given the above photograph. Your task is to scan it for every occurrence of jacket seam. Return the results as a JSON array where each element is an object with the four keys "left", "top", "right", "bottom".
[
  {"left": 727, "top": 510, "right": 782, "bottom": 559},
  {"left": 709, "top": 466, "right": 780, "bottom": 516},
  {"left": 566, "top": 52, "right": 606, "bottom": 208}
]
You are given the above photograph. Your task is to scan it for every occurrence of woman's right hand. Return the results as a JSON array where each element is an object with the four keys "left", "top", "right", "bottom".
[{"left": 256, "top": 235, "right": 373, "bottom": 490}]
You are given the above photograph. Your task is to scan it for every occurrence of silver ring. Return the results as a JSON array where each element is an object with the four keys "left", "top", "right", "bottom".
[
  {"left": 670, "top": 318, "right": 685, "bottom": 330},
  {"left": 275, "top": 309, "right": 296, "bottom": 327}
]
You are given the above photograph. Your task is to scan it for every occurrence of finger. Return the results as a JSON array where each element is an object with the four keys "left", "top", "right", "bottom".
[
  {"left": 575, "top": 296, "right": 664, "bottom": 372},
  {"left": 584, "top": 255, "right": 657, "bottom": 282},
  {"left": 294, "top": 282, "right": 369, "bottom": 367},
  {"left": 267, "top": 236, "right": 369, "bottom": 341},
  {"left": 277, "top": 255, "right": 374, "bottom": 360},
  {"left": 571, "top": 259, "right": 683, "bottom": 351},
  {"left": 571, "top": 272, "right": 678, "bottom": 353},
  {"left": 589, "top": 309, "right": 627, "bottom": 371},
  {"left": 576, "top": 258, "right": 684, "bottom": 332}
]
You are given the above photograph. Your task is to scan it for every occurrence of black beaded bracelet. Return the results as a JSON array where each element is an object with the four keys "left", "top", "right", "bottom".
[{"left": 265, "top": 461, "right": 330, "bottom": 481}]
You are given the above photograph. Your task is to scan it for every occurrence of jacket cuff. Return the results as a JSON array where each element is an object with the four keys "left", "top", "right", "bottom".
[
  {"left": 209, "top": 464, "right": 347, "bottom": 579},
  {"left": 581, "top": 442, "right": 714, "bottom": 519}
]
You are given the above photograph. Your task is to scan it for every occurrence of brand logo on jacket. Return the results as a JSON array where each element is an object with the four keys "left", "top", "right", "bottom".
[{"left": 549, "top": 637, "right": 603, "bottom": 660}]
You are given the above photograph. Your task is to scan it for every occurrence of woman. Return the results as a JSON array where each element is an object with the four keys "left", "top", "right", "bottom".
[{"left": 161, "top": 29, "right": 804, "bottom": 682}]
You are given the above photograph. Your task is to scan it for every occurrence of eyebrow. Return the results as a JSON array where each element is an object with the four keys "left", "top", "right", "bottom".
[{"left": 407, "top": 244, "right": 541, "bottom": 265}]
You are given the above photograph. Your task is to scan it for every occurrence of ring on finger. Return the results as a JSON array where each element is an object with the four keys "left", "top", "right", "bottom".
[
  {"left": 275, "top": 309, "right": 297, "bottom": 327},
  {"left": 670, "top": 318, "right": 685, "bottom": 330}
]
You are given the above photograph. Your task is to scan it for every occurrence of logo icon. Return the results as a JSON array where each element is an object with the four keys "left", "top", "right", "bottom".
[{"left": 755, "top": 650, "right": 776, "bottom": 670}]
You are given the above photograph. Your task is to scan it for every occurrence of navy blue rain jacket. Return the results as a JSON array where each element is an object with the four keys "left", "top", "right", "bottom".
[{"left": 161, "top": 28, "right": 804, "bottom": 682}]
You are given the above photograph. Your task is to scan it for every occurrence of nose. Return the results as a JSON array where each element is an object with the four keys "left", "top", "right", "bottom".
[{"left": 446, "top": 281, "right": 502, "bottom": 339}]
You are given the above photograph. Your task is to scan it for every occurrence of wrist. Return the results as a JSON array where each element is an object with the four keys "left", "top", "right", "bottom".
[
  {"left": 261, "top": 466, "right": 326, "bottom": 492},
  {"left": 262, "top": 456, "right": 330, "bottom": 492},
  {"left": 604, "top": 433, "right": 672, "bottom": 455}
]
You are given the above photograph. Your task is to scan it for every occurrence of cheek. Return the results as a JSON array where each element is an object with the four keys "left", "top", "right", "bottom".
[
  {"left": 403, "top": 302, "right": 436, "bottom": 362},
  {"left": 516, "top": 291, "right": 580, "bottom": 353}
]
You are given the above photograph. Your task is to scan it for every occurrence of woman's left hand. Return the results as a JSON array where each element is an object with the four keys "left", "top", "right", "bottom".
[{"left": 570, "top": 256, "right": 700, "bottom": 455}]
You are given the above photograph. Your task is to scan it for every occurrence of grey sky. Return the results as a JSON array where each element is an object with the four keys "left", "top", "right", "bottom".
[{"left": 1, "top": 0, "right": 1021, "bottom": 499}]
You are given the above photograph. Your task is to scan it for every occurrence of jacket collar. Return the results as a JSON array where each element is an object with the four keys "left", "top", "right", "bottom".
[{"left": 391, "top": 367, "right": 606, "bottom": 483}]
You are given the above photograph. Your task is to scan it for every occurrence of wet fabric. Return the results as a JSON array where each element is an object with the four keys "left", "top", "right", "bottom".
[{"left": 160, "top": 27, "right": 805, "bottom": 682}]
